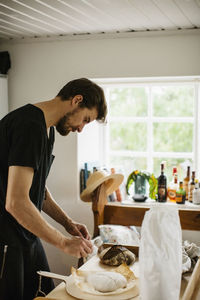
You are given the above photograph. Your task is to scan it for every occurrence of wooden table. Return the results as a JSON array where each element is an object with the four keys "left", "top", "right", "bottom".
[{"left": 46, "top": 254, "right": 200, "bottom": 300}]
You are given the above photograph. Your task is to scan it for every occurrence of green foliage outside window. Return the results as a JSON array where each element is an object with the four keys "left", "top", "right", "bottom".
[
  {"left": 153, "top": 123, "right": 193, "bottom": 152},
  {"left": 153, "top": 86, "right": 194, "bottom": 117},
  {"left": 108, "top": 85, "right": 195, "bottom": 185},
  {"left": 109, "top": 87, "right": 148, "bottom": 117},
  {"left": 110, "top": 156, "right": 147, "bottom": 179},
  {"left": 110, "top": 122, "right": 147, "bottom": 151}
]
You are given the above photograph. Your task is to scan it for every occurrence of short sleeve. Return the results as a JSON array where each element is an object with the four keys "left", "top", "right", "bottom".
[{"left": 8, "top": 121, "right": 45, "bottom": 171}]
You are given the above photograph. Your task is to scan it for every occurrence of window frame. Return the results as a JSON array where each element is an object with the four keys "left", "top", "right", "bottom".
[{"left": 96, "top": 76, "right": 200, "bottom": 178}]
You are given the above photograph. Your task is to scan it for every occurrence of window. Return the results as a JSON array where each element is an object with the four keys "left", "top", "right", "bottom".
[{"left": 98, "top": 77, "right": 200, "bottom": 182}]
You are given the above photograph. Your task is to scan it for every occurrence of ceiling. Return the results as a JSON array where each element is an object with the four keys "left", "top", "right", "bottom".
[{"left": 0, "top": 0, "right": 200, "bottom": 41}]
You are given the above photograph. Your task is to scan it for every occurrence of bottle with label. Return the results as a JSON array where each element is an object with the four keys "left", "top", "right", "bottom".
[
  {"left": 176, "top": 181, "right": 186, "bottom": 204},
  {"left": 183, "top": 166, "right": 190, "bottom": 201},
  {"left": 157, "top": 163, "right": 167, "bottom": 202},
  {"left": 193, "top": 180, "right": 200, "bottom": 205},
  {"left": 167, "top": 167, "right": 178, "bottom": 202},
  {"left": 188, "top": 171, "right": 195, "bottom": 203}
]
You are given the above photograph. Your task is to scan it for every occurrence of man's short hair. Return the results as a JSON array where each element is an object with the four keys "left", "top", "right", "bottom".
[{"left": 57, "top": 78, "right": 107, "bottom": 122}]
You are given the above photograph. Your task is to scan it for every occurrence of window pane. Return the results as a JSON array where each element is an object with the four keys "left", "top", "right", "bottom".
[
  {"left": 109, "top": 156, "right": 147, "bottom": 179},
  {"left": 154, "top": 158, "right": 193, "bottom": 182},
  {"left": 153, "top": 123, "right": 193, "bottom": 152},
  {"left": 110, "top": 122, "right": 147, "bottom": 151},
  {"left": 109, "top": 87, "right": 148, "bottom": 117},
  {"left": 153, "top": 86, "right": 194, "bottom": 117}
]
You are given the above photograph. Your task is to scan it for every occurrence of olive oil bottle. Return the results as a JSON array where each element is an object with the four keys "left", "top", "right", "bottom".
[{"left": 176, "top": 181, "right": 186, "bottom": 204}]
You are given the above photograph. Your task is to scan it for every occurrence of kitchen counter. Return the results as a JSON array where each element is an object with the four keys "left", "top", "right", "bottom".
[{"left": 46, "top": 254, "right": 200, "bottom": 300}]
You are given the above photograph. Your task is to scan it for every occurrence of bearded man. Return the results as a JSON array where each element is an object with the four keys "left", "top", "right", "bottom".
[{"left": 0, "top": 78, "right": 107, "bottom": 300}]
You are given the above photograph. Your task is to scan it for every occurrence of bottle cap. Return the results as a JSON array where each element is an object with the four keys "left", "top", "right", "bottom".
[
  {"left": 161, "top": 161, "right": 167, "bottom": 168},
  {"left": 172, "top": 166, "right": 177, "bottom": 174}
]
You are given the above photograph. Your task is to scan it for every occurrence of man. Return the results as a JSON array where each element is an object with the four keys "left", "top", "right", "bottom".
[{"left": 0, "top": 78, "right": 107, "bottom": 300}]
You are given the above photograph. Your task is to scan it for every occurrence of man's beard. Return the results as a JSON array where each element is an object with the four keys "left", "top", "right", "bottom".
[
  {"left": 56, "top": 114, "right": 70, "bottom": 136},
  {"left": 56, "top": 108, "right": 79, "bottom": 136}
]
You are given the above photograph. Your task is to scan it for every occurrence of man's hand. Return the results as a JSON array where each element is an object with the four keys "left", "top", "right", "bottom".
[
  {"left": 66, "top": 221, "right": 91, "bottom": 240},
  {"left": 62, "top": 236, "right": 93, "bottom": 258}
]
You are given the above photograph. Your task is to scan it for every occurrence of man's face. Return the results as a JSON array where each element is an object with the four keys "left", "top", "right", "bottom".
[{"left": 56, "top": 106, "right": 98, "bottom": 136}]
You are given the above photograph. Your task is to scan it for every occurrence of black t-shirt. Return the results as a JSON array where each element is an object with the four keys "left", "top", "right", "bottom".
[{"left": 0, "top": 104, "right": 55, "bottom": 242}]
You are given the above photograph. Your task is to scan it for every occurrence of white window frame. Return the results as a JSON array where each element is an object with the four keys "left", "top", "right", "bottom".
[{"left": 95, "top": 76, "right": 200, "bottom": 178}]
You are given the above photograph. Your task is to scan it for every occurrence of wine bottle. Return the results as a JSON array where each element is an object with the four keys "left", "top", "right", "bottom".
[
  {"left": 183, "top": 166, "right": 190, "bottom": 201},
  {"left": 188, "top": 171, "right": 195, "bottom": 203},
  {"left": 157, "top": 163, "right": 167, "bottom": 202}
]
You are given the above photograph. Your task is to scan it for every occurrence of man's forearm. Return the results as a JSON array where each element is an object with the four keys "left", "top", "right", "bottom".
[
  {"left": 42, "top": 187, "right": 72, "bottom": 230},
  {"left": 6, "top": 194, "right": 67, "bottom": 251}
]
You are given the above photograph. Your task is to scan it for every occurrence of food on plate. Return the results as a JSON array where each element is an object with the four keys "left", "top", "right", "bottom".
[
  {"left": 115, "top": 263, "right": 137, "bottom": 280},
  {"left": 71, "top": 264, "right": 137, "bottom": 295},
  {"left": 87, "top": 271, "right": 127, "bottom": 292},
  {"left": 98, "top": 245, "right": 136, "bottom": 266}
]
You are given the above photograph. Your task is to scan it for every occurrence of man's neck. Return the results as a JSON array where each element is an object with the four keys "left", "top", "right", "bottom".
[{"left": 34, "top": 97, "right": 71, "bottom": 128}]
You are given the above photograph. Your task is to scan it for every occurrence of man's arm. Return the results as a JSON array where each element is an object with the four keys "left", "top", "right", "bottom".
[
  {"left": 42, "top": 187, "right": 91, "bottom": 240},
  {"left": 5, "top": 166, "right": 92, "bottom": 257}
]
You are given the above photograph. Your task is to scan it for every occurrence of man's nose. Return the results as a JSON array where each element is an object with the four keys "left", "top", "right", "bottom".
[{"left": 77, "top": 123, "right": 85, "bottom": 132}]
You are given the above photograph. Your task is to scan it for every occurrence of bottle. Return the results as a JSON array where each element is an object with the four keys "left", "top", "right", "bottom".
[
  {"left": 157, "top": 163, "right": 167, "bottom": 202},
  {"left": 188, "top": 171, "right": 195, "bottom": 203},
  {"left": 167, "top": 167, "right": 178, "bottom": 202},
  {"left": 192, "top": 179, "right": 200, "bottom": 205},
  {"left": 176, "top": 181, "right": 186, "bottom": 204},
  {"left": 183, "top": 166, "right": 190, "bottom": 201}
]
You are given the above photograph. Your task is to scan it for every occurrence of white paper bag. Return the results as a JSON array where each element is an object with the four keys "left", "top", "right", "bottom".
[{"left": 139, "top": 206, "right": 182, "bottom": 300}]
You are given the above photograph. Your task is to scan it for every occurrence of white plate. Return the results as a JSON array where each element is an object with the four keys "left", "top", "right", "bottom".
[{"left": 66, "top": 275, "right": 139, "bottom": 300}]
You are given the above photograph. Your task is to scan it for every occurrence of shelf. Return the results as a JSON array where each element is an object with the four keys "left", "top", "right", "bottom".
[{"left": 103, "top": 201, "right": 200, "bottom": 231}]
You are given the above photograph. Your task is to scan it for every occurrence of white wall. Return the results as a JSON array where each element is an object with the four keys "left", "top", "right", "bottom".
[{"left": 0, "top": 30, "right": 200, "bottom": 277}]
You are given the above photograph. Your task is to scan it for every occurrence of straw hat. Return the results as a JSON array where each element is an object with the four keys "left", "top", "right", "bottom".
[{"left": 80, "top": 170, "right": 124, "bottom": 202}]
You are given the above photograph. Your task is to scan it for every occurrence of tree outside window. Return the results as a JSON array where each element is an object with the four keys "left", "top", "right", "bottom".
[{"left": 103, "top": 80, "right": 198, "bottom": 184}]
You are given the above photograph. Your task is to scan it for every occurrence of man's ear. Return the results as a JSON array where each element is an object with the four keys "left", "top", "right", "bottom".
[{"left": 71, "top": 95, "right": 83, "bottom": 107}]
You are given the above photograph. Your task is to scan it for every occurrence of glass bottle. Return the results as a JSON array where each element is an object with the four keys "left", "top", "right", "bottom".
[
  {"left": 183, "top": 166, "right": 190, "bottom": 201},
  {"left": 193, "top": 180, "right": 200, "bottom": 205},
  {"left": 157, "top": 163, "right": 167, "bottom": 202},
  {"left": 176, "top": 181, "right": 186, "bottom": 204},
  {"left": 167, "top": 167, "right": 178, "bottom": 202},
  {"left": 188, "top": 171, "right": 195, "bottom": 203}
]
